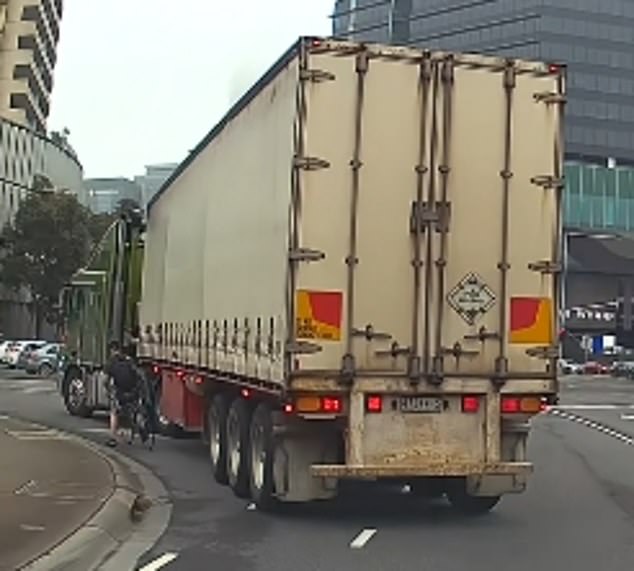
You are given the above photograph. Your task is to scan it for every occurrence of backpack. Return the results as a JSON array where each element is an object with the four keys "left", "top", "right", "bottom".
[{"left": 108, "top": 355, "right": 138, "bottom": 393}]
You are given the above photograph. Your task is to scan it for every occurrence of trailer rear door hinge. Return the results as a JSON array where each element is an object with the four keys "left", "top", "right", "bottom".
[
  {"left": 440, "top": 342, "right": 479, "bottom": 358},
  {"left": 464, "top": 327, "right": 500, "bottom": 341},
  {"left": 533, "top": 92, "right": 567, "bottom": 104},
  {"left": 410, "top": 201, "right": 451, "bottom": 233},
  {"left": 299, "top": 68, "right": 336, "bottom": 83},
  {"left": 526, "top": 345, "right": 559, "bottom": 359},
  {"left": 528, "top": 260, "right": 561, "bottom": 274},
  {"left": 530, "top": 175, "right": 564, "bottom": 190},
  {"left": 289, "top": 248, "right": 325, "bottom": 262},
  {"left": 352, "top": 324, "right": 392, "bottom": 341},
  {"left": 286, "top": 341, "right": 322, "bottom": 355},
  {"left": 293, "top": 156, "right": 331, "bottom": 171},
  {"left": 375, "top": 342, "right": 410, "bottom": 358}
]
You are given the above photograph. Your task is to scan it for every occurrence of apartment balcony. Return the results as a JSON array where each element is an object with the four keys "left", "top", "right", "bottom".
[{"left": 21, "top": 3, "right": 57, "bottom": 69}]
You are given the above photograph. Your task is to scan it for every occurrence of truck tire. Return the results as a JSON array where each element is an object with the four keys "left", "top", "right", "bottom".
[
  {"left": 208, "top": 394, "right": 229, "bottom": 485},
  {"left": 249, "top": 402, "right": 278, "bottom": 511},
  {"left": 446, "top": 486, "right": 501, "bottom": 516},
  {"left": 63, "top": 372, "right": 93, "bottom": 418},
  {"left": 226, "top": 398, "right": 252, "bottom": 498}
]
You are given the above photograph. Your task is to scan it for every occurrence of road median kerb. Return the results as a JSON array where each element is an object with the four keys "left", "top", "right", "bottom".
[{"left": 15, "top": 421, "right": 171, "bottom": 571}]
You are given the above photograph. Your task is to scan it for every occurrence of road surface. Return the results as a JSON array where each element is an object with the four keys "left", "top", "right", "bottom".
[
  {"left": 1, "top": 369, "right": 634, "bottom": 570},
  {"left": 0, "top": 414, "right": 113, "bottom": 571}
]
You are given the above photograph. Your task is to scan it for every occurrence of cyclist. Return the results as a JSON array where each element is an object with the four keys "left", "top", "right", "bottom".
[{"left": 105, "top": 339, "right": 141, "bottom": 447}]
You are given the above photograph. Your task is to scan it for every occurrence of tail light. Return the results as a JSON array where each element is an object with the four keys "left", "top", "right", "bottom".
[
  {"left": 461, "top": 396, "right": 480, "bottom": 413},
  {"left": 501, "top": 396, "right": 543, "bottom": 414},
  {"left": 366, "top": 395, "right": 383, "bottom": 413},
  {"left": 294, "top": 395, "right": 343, "bottom": 415},
  {"left": 152, "top": 364, "right": 160, "bottom": 375}
]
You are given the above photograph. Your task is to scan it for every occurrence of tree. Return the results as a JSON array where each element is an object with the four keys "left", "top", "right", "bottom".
[{"left": 0, "top": 192, "right": 92, "bottom": 337}]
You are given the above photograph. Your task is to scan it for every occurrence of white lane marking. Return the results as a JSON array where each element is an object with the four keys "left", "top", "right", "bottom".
[
  {"left": 548, "top": 409, "right": 634, "bottom": 447},
  {"left": 246, "top": 503, "right": 257, "bottom": 511},
  {"left": 554, "top": 405, "right": 634, "bottom": 410},
  {"left": 82, "top": 428, "right": 111, "bottom": 433},
  {"left": 350, "top": 528, "right": 377, "bottom": 549},
  {"left": 0, "top": 414, "right": 9, "bottom": 420},
  {"left": 139, "top": 552, "right": 178, "bottom": 571},
  {"left": 20, "top": 524, "right": 45, "bottom": 532},
  {"left": 621, "top": 414, "right": 634, "bottom": 421}
]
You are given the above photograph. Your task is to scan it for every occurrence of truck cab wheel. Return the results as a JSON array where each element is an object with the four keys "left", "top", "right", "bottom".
[
  {"left": 208, "top": 394, "right": 229, "bottom": 485},
  {"left": 446, "top": 486, "right": 501, "bottom": 516},
  {"left": 226, "top": 397, "right": 252, "bottom": 498},
  {"left": 249, "top": 402, "right": 278, "bottom": 511},
  {"left": 63, "top": 373, "right": 93, "bottom": 418}
]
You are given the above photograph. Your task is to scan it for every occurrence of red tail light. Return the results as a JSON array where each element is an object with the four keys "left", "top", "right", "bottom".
[
  {"left": 501, "top": 396, "right": 542, "bottom": 414},
  {"left": 152, "top": 364, "right": 160, "bottom": 375},
  {"left": 176, "top": 369, "right": 185, "bottom": 380},
  {"left": 283, "top": 402, "right": 294, "bottom": 414},
  {"left": 241, "top": 388, "right": 251, "bottom": 399},
  {"left": 501, "top": 397, "right": 521, "bottom": 413},
  {"left": 461, "top": 396, "right": 480, "bottom": 413},
  {"left": 322, "top": 396, "right": 342, "bottom": 413},
  {"left": 366, "top": 395, "right": 383, "bottom": 413}
]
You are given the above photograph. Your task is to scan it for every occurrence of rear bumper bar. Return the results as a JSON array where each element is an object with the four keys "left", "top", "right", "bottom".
[{"left": 311, "top": 461, "right": 533, "bottom": 479}]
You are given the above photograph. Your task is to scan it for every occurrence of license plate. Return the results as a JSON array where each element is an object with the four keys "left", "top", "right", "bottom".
[{"left": 398, "top": 396, "right": 443, "bottom": 413}]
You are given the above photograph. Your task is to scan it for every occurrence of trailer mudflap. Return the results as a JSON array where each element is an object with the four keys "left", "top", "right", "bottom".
[{"left": 310, "top": 461, "right": 532, "bottom": 479}]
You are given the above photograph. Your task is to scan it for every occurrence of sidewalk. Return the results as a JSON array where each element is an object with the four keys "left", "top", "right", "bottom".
[{"left": 0, "top": 416, "right": 116, "bottom": 570}]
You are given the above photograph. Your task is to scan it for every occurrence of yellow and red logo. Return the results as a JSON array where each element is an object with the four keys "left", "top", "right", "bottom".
[
  {"left": 510, "top": 297, "right": 553, "bottom": 344},
  {"left": 296, "top": 290, "right": 343, "bottom": 341}
]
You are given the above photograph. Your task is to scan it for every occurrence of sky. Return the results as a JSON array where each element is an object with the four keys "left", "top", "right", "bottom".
[{"left": 48, "top": 0, "right": 334, "bottom": 179}]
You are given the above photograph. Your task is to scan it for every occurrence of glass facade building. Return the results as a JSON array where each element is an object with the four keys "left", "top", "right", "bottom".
[
  {"left": 332, "top": 0, "right": 634, "bottom": 167},
  {"left": 564, "top": 162, "right": 634, "bottom": 233}
]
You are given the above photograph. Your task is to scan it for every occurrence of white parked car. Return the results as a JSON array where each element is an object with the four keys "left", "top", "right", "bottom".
[
  {"left": 0, "top": 340, "right": 11, "bottom": 364},
  {"left": 5, "top": 340, "right": 45, "bottom": 368}
]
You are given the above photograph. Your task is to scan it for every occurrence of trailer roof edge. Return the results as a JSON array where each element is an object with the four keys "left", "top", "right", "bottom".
[{"left": 147, "top": 36, "right": 308, "bottom": 214}]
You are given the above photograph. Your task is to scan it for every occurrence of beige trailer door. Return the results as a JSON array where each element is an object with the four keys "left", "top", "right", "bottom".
[{"left": 291, "top": 41, "right": 562, "bottom": 382}]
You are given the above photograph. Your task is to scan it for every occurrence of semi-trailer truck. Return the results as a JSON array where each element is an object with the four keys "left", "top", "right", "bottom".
[{"left": 62, "top": 37, "right": 565, "bottom": 514}]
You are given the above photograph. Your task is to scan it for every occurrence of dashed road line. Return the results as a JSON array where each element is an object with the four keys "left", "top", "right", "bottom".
[
  {"left": 350, "top": 528, "right": 377, "bottom": 549},
  {"left": 554, "top": 404, "right": 634, "bottom": 411},
  {"left": 549, "top": 408, "right": 634, "bottom": 446},
  {"left": 138, "top": 552, "right": 179, "bottom": 571}
]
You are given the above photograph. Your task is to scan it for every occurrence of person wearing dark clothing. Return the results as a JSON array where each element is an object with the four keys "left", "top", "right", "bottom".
[{"left": 105, "top": 339, "right": 140, "bottom": 447}]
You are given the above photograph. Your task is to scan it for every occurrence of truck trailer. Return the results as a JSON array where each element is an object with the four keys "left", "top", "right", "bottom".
[{"left": 65, "top": 37, "right": 565, "bottom": 513}]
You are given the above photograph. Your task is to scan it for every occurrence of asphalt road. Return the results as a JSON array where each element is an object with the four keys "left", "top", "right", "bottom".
[
  {"left": 1, "top": 369, "right": 634, "bottom": 570},
  {"left": 0, "top": 415, "right": 113, "bottom": 571}
]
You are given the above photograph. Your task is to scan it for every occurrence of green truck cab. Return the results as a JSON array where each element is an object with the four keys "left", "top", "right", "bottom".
[{"left": 58, "top": 209, "right": 145, "bottom": 417}]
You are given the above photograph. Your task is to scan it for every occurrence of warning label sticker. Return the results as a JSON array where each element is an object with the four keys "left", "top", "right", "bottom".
[
  {"left": 296, "top": 290, "right": 343, "bottom": 341},
  {"left": 447, "top": 273, "right": 496, "bottom": 325}
]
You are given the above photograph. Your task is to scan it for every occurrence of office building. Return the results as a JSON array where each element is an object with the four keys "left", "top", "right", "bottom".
[
  {"left": 83, "top": 177, "right": 142, "bottom": 214},
  {"left": 0, "top": 0, "right": 63, "bottom": 133},
  {"left": 332, "top": 0, "right": 634, "bottom": 166},
  {"left": 134, "top": 162, "right": 178, "bottom": 209}
]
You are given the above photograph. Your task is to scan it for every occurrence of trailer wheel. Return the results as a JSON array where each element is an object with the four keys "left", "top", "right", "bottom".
[
  {"left": 226, "top": 398, "right": 251, "bottom": 498},
  {"left": 446, "top": 484, "right": 501, "bottom": 516},
  {"left": 208, "top": 394, "right": 229, "bottom": 485},
  {"left": 249, "top": 402, "right": 278, "bottom": 511},
  {"left": 63, "top": 371, "right": 93, "bottom": 418}
]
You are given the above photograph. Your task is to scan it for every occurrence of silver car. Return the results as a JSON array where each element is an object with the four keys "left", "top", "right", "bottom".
[{"left": 24, "top": 343, "right": 62, "bottom": 376}]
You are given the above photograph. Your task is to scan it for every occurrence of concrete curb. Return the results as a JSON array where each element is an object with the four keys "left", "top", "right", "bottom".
[{"left": 12, "top": 420, "right": 172, "bottom": 571}]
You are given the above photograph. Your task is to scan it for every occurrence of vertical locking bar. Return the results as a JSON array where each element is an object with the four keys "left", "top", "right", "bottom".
[
  {"left": 341, "top": 49, "right": 369, "bottom": 383},
  {"left": 495, "top": 60, "right": 516, "bottom": 383},
  {"left": 422, "top": 61, "right": 441, "bottom": 379},
  {"left": 409, "top": 52, "right": 433, "bottom": 382},
  {"left": 432, "top": 55, "right": 455, "bottom": 382}
]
